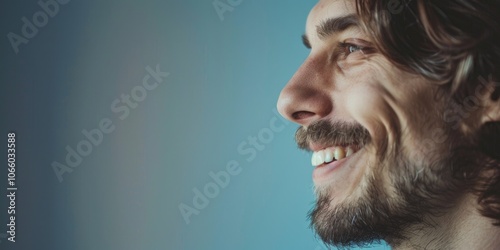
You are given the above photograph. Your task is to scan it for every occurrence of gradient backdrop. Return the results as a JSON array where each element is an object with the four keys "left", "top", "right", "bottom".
[{"left": 0, "top": 0, "right": 390, "bottom": 249}]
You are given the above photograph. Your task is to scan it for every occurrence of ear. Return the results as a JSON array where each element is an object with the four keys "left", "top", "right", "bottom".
[
  {"left": 475, "top": 79, "right": 500, "bottom": 160},
  {"left": 480, "top": 79, "right": 500, "bottom": 125}
]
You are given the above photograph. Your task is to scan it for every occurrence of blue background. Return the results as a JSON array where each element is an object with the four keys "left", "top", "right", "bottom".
[{"left": 0, "top": 0, "right": 390, "bottom": 249}]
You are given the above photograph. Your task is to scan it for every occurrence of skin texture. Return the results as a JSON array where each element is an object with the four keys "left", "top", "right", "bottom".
[{"left": 277, "top": 0, "right": 500, "bottom": 249}]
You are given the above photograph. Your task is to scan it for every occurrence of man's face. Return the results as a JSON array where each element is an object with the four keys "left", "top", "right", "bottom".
[{"left": 277, "top": 0, "right": 468, "bottom": 246}]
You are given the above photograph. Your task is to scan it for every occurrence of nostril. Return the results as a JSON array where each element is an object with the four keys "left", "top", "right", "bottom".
[{"left": 292, "top": 111, "right": 315, "bottom": 120}]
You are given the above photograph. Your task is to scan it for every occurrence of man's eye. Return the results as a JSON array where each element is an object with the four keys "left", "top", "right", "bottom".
[
  {"left": 333, "top": 41, "right": 375, "bottom": 69},
  {"left": 348, "top": 44, "right": 362, "bottom": 54},
  {"left": 331, "top": 39, "right": 376, "bottom": 69},
  {"left": 340, "top": 43, "right": 365, "bottom": 56}
]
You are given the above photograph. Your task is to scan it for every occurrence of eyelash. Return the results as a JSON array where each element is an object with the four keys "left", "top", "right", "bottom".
[
  {"left": 337, "top": 42, "right": 368, "bottom": 58},
  {"left": 332, "top": 41, "right": 375, "bottom": 69}
]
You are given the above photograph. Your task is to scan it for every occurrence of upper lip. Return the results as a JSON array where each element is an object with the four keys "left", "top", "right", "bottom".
[
  {"left": 308, "top": 142, "right": 365, "bottom": 152},
  {"left": 308, "top": 142, "right": 335, "bottom": 152}
]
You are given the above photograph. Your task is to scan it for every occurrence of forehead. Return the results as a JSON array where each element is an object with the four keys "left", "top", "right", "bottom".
[{"left": 306, "top": 0, "right": 356, "bottom": 35}]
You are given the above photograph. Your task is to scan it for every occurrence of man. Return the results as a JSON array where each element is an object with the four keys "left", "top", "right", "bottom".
[{"left": 276, "top": 0, "right": 500, "bottom": 249}]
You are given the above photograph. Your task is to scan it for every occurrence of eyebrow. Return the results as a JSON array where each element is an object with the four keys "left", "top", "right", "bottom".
[{"left": 302, "top": 14, "right": 360, "bottom": 49}]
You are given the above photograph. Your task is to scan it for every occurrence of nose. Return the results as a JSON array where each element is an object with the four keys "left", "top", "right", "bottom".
[{"left": 277, "top": 58, "right": 333, "bottom": 126}]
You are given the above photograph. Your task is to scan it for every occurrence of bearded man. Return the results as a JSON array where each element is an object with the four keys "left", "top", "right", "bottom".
[{"left": 276, "top": 0, "right": 500, "bottom": 249}]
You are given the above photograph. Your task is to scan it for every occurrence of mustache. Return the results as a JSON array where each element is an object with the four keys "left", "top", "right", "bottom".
[{"left": 295, "top": 120, "right": 371, "bottom": 151}]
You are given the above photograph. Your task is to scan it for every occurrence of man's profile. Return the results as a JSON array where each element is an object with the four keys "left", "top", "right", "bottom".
[{"left": 276, "top": 0, "right": 500, "bottom": 249}]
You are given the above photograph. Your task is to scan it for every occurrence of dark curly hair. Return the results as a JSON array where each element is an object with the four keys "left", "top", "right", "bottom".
[{"left": 354, "top": 0, "right": 500, "bottom": 224}]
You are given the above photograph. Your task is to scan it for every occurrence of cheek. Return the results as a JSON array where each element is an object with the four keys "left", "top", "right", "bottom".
[
  {"left": 344, "top": 85, "right": 393, "bottom": 143},
  {"left": 345, "top": 86, "right": 385, "bottom": 120},
  {"left": 338, "top": 63, "right": 396, "bottom": 140}
]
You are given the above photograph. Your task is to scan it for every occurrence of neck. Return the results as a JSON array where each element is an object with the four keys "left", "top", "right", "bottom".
[{"left": 393, "top": 194, "right": 500, "bottom": 250}]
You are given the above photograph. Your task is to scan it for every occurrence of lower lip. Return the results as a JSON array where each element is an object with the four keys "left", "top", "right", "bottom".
[{"left": 312, "top": 151, "right": 360, "bottom": 181}]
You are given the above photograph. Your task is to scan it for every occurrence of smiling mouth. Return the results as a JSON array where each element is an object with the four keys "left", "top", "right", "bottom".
[{"left": 311, "top": 145, "right": 363, "bottom": 167}]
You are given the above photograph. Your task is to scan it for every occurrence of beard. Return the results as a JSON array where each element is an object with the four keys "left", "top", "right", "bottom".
[{"left": 297, "top": 119, "right": 473, "bottom": 248}]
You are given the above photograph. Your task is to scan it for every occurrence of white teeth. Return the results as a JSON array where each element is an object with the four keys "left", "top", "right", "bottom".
[
  {"left": 317, "top": 150, "right": 325, "bottom": 163},
  {"left": 311, "top": 145, "right": 360, "bottom": 167},
  {"left": 315, "top": 154, "right": 321, "bottom": 166},
  {"left": 311, "top": 151, "right": 321, "bottom": 166},
  {"left": 334, "top": 147, "right": 346, "bottom": 160},
  {"left": 311, "top": 151, "right": 324, "bottom": 166},
  {"left": 324, "top": 150, "right": 334, "bottom": 163},
  {"left": 346, "top": 147, "right": 354, "bottom": 157}
]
